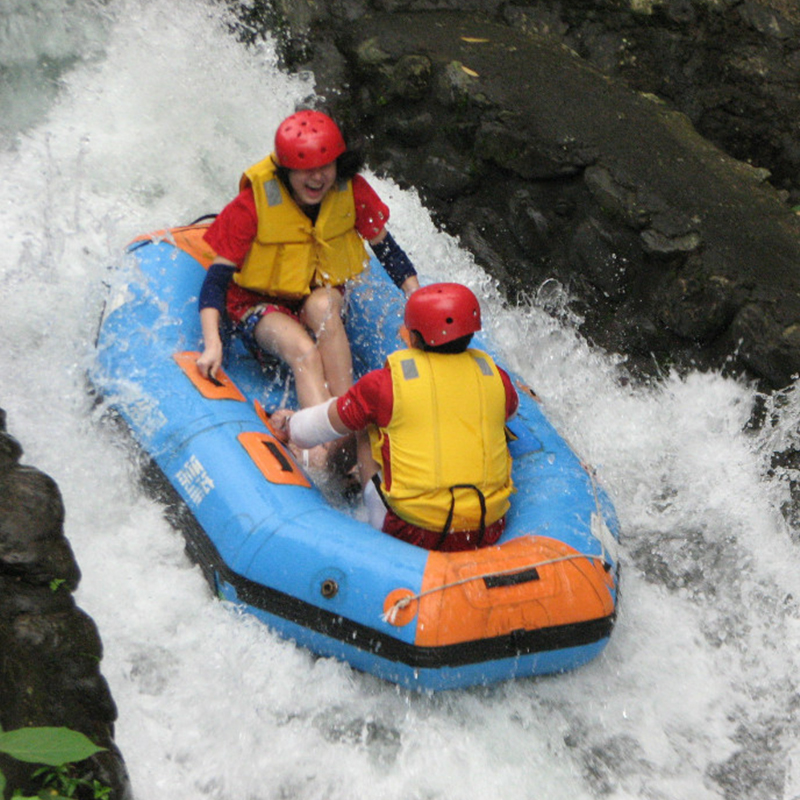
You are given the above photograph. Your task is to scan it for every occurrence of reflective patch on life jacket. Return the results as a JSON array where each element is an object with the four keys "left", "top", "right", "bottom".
[
  {"left": 474, "top": 355, "right": 494, "bottom": 376},
  {"left": 264, "top": 178, "right": 282, "bottom": 207},
  {"left": 400, "top": 358, "right": 419, "bottom": 380}
]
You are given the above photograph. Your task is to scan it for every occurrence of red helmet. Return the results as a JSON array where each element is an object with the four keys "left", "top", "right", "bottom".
[
  {"left": 404, "top": 283, "right": 482, "bottom": 347},
  {"left": 274, "top": 110, "right": 346, "bottom": 170}
]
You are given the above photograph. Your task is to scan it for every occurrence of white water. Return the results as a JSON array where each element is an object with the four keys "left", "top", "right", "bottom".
[{"left": 3, "top": 1, "right": 800, "bottom": 798}]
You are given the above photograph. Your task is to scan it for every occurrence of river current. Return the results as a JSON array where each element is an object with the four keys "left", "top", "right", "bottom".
[{"left": 3, "top": 2, "right": 800, "bottom": 798}]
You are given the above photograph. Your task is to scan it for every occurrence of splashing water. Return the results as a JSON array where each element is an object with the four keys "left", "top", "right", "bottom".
[{"left": 2, "top": 1, "right": 800, "bottom": 798}]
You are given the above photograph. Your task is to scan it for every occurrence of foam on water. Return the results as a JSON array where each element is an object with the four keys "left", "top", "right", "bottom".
[{"left": 2, "top": 1, "right": 800, "bottom": 798}]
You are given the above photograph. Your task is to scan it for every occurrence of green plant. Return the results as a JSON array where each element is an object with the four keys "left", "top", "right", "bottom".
[
  {"left": 24, "top": 764, "right": 111, "bottom": 799},
  {"left": 0, "top": 725, "right": 106, "bottom": 800}
]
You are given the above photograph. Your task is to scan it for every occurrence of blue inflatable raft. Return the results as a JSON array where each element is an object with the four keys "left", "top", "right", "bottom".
[{"left": 93, "top": 222, "right": 620, "bottom": 691}]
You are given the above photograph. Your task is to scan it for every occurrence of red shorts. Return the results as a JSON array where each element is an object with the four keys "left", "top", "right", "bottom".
[
  {"left": 381, "top": 510, "right": 506, "bottom": 551},
  {"left": 227, "top": 283, "right": 347, "bottom": 354},
  {"left": 226, "top": 282, "right": 304, "bottom": 324}
]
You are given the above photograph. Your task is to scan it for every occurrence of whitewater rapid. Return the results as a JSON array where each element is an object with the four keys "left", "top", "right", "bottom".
[{"left": 2, "top": 1, "right": 800, "bottom": 798}]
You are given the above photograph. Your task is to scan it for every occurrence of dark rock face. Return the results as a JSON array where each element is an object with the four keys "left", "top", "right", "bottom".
[
  {"left": 243, "top": 0, "right": 800, "bottom": 389},
  {"left": 0, "top": 410, "right": 132, "bottom": 800}
]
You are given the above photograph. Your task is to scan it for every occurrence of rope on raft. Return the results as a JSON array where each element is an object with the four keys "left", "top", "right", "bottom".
[{"left": 381, "top": 547, "right": 611, "bottom": 625}]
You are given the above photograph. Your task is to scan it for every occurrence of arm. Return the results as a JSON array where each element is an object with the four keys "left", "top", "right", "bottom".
[
  {"left": 287, "top": 398, "right": 352, "bottom": 449},
  {"left": 196, "top": 259, "right": 235, "bottom": 379},
  {"left": 196, "top": 307, "right": 224, "bottom": 379},
  {"left": 286, "top": 369, "right": 390, "bottom": 447},
  {"left": 498, "top": 367, "right": 519, "bottom": 420},
  {"left": 327, "top": 399, "right": 351, "bottom": 434},
  {"left": 401, "top": 273, "right": 420, "bottom": 296},
  {"left": 369, "top": 229, "right": 418, "bottom": 296},
  {"left": 352, "top": 176, "right": 418, "bottom": 295}
]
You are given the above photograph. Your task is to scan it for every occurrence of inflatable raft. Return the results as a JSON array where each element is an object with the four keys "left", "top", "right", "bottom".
[{"left": 93, "top": 221, "right": 620, "bottom": 691}]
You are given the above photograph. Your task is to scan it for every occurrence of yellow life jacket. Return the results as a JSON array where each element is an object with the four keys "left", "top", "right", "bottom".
[
  {"left": 370, "top": 348, "right": 514, "bottom": 533},
  {"left": 234, "top": 154, "right": 368, "bottom": 298}
]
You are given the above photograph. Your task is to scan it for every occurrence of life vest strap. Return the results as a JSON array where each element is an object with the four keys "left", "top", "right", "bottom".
[
  {"left": 371, "top": 473, "right": 391, "bottom": 510},
  {"left": 437, "top": 484, "right": 487, "bottom": 550}
]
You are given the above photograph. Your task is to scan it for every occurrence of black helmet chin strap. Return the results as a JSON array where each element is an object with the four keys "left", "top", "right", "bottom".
[{"left": 436, "top": 484, "right": 487, "bottom": 550}]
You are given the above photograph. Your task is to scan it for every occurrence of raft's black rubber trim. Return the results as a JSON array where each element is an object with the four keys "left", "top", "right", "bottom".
[
  {"left": 225, "top": 564, "right": 614, "bottom": 669},
  {"left": 187, "top": 521, "right": 614, "bottom": 670}
]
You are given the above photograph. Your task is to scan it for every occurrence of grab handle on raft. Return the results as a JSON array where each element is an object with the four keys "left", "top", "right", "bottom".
[
  {"left": 483, "top": 566, "right": 540, "bottom": 589},
  {"left": 173, "top": 351, "right": 246, "bottom": 402},
  {"left": 237, "top": 432, "right": 311, "bottom": 488}
]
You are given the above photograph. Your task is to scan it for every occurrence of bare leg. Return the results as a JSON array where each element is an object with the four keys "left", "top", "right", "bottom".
[
  {"left": 300, "top": 286, "right": 353, "bottom": 397},
  {"left": 254, "top": 295, "right": 352, "bottom": 474},
  {"left": 253, "top": 312, "right": 330, "bottom": 408}
]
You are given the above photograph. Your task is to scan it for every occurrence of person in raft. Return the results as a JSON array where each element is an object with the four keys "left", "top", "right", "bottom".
[
  {"left": 279, "top": 283, "right": 519, "bottom": 551},
  {"left": 196, "top": 109, "right": 420, "bottom": 443}
]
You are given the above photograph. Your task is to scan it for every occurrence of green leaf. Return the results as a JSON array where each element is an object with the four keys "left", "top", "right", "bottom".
[{"left": 0, "top": 728, "right": 105, "bottom": 767}]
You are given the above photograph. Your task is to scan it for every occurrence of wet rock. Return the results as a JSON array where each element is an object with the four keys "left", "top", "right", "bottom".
[
  {"left": 390, "top": 54, "right": 433, "bottom": 99},
  {"left": 583, "top": 165, "right": 655, "bottom": 232},
  {"left": 0, "top": 420, "right": 22, "bottom": 468},
  {"left": 508, "top": 188, "right": 551, "bottom": 259},
  {"left": 383, "top": 110, "right": 436, "bottom": 146},
  {"left": 569, "top": 217, "right": 641, "bottom": 301},
  {"left": 730, "top": 302, "right": 800, "bottom": 387},
  {"left": 0, "top": 465, "right": 81, "bottom": 588},
  {"left": 656, "top": 267, "right": 738, "bottom": 343},
  {"left": 0, "top": 412, "right": 132, "bottom": 800},
  {"left": 245, "top": 0, "right": 800, "bottom": 389}
]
